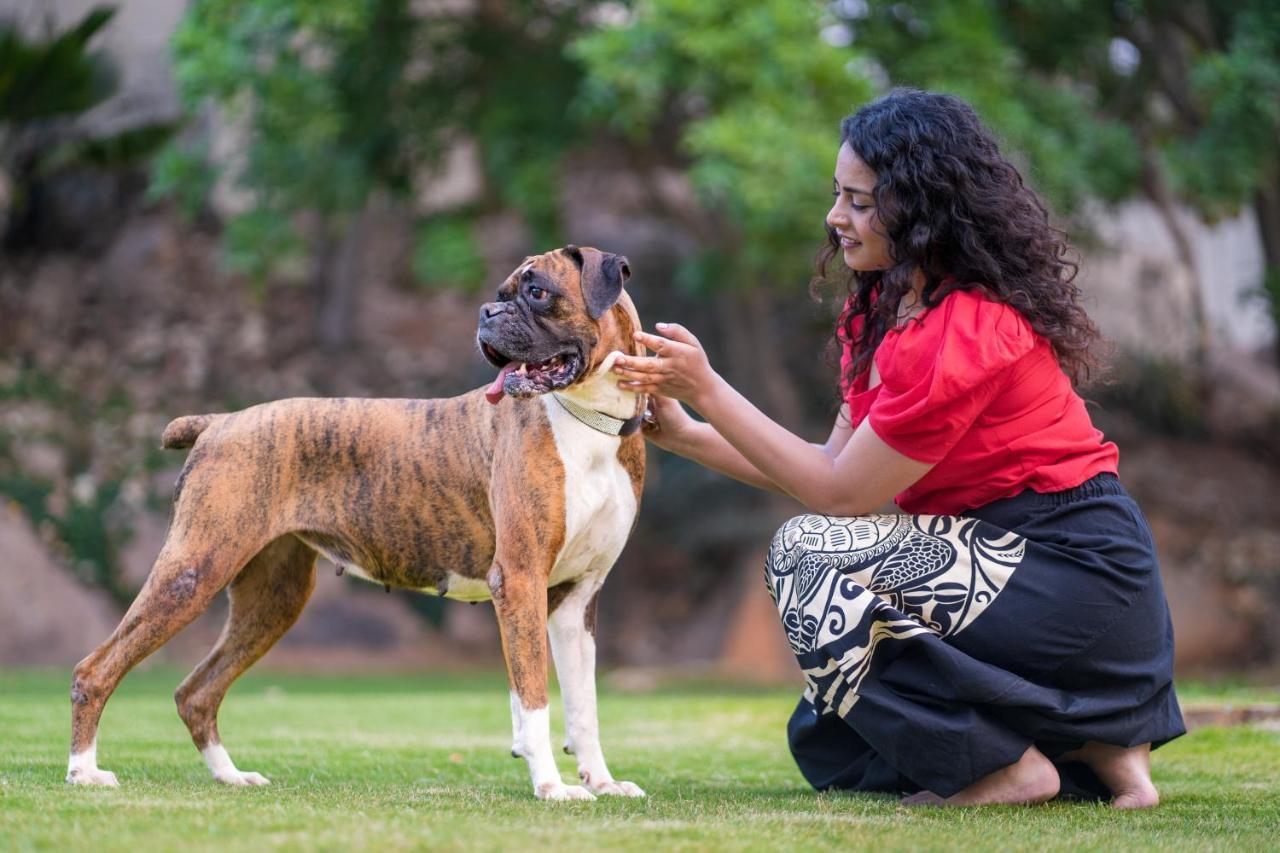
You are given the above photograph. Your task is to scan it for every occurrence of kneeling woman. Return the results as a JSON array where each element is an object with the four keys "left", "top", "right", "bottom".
[{"left": 612, "top": 89, "right": 1184, "bottom": 808}]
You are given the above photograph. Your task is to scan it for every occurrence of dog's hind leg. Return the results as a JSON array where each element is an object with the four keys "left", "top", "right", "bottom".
[
  {"left": 548, "top": 572, "right": 645, "bottom": 798},
  {"left": 67, "top": 536, "right": 261, "bottom": 786},
  {"left": 174, "top": 535, "right": 317, "bottom": 786}
]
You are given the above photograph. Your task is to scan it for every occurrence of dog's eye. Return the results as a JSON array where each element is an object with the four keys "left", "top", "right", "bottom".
[{"left": 528, "top": 285, "right": 547, "bottom": 300}]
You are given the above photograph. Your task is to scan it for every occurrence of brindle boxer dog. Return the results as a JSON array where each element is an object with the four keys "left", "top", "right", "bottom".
[{"left": 66, "top": 246, "right": 648, "bottom": 800}]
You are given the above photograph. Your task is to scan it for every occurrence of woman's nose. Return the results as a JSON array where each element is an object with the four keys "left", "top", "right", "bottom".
[{"left": 826, "top": 203, "right": 848, "bottom": 231}]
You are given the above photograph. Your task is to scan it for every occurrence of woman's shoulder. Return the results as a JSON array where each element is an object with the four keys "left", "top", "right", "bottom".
[
  {"left": 903, "top": 286, "right": 1033, "bottom": 345},
  {"left": 882, "top": 286, "right": 1037, "bottom": 386}
]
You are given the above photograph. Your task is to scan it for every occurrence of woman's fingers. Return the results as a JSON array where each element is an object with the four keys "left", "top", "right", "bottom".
[
  {"left": 632, "top": 330, "right": 672, "bottom": 354},
  {"left": 612, "top": 355, "right": 667, "bottom": 376},
  {"left": 619, "top": 383, "right": 663, "bottom": 395},
  {"left": 654, "top": 322, "right": 699, "bottom": 347}
]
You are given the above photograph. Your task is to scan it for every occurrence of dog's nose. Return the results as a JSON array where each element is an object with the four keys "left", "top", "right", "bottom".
[{"left": 481, "top": 302, "right": 509, "bottom": 320}]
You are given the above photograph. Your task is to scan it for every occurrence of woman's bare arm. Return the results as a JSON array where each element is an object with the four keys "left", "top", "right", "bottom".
[
  {"left": 656, "top": 402, "right": 854, "bottom": 495},
  {"left": 614, "top": 326, "right": 931, "bottom": 516}
]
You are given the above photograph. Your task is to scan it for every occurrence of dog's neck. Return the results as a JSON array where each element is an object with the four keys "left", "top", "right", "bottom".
[{"left": 557, "top": 351, "right": 642, "bottom": 423}]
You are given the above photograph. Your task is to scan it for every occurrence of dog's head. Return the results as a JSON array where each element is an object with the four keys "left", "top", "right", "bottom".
[{"left": 477, "top": 245, "right": 635, "bottom": 404}]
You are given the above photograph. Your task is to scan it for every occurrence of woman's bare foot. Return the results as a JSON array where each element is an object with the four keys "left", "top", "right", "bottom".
[
  {"left": 901, "top": 746, "right": 1060, "bottom": 807},
  {"left": 1059, "top": 741, "right": 1159, "bottom": 809}
]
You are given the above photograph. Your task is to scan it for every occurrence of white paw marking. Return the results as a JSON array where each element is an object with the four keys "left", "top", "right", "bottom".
[
  {"left": 66, "top": 767, "right": 119, "bottom": 787},
  {"left": 537, "top": 782, "right": 596, "bottom": 801},
  {"left": 203, "top": 743, "right": 269, "bottom": 787},
  {"left": 213, "top": 770, "right": 271, "bottom": 787},
  {"left": 589, "top": 778, "right": 646, "bottom": 797},
  {"left": 66, "top": 742, "right": 117, "bottom": 787}
]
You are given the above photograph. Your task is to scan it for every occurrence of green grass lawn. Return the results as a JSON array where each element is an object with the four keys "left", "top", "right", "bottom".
[{"left": 2, "top": 669, "right": 1277, "bottom": 851}]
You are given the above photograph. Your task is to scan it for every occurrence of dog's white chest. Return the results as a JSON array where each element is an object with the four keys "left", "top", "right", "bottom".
[{"left": 543, "top": 397, "right": 637, "bottom": 587}]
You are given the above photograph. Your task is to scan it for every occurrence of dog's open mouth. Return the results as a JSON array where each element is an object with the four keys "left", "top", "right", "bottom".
[{"left": 481, "top": 342, "right": 581, "bottom": 404}]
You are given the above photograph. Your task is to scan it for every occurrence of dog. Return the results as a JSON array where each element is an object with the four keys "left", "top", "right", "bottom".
[{"left": 66, "top": 245, "right": 648, "bottom": 800}]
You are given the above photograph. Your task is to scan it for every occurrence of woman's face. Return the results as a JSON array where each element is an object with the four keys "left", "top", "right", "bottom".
[{"left": 826, "top": 142, "right": 892, "bottom": 271}]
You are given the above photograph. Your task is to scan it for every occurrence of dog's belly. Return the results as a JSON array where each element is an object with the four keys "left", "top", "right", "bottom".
[
  {"left": 294, "top": 529, "right": 496, "bottom": 601},
  {"left": 543, "top": 396, "right": 638, "bottom": 588}
]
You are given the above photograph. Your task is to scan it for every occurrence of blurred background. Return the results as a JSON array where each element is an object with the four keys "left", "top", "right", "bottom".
[{"left": 1, "top": 0, "right": 1277, "bottom": 685}]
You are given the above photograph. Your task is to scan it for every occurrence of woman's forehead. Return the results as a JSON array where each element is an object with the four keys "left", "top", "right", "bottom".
[{"left": 835, "top": 142, "right": 876, "bottom": 188}]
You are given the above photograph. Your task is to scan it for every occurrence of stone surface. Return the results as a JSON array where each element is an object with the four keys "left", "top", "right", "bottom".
[{"left": 0, "top": 503, "right": 121, "bottom": 667}]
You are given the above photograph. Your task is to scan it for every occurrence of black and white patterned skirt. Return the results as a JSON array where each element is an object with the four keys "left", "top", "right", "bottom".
[{"left": 768, "top": 473, "right": 1185, "bottom": 800}]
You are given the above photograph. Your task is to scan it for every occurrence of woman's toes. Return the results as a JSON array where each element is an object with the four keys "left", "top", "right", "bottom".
[{"left": 901, "top": 790, "right": 946, "bottom": 806}]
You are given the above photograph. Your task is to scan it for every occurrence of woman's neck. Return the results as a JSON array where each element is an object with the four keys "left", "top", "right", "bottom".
[{"left": 896, "top": 268, "right": 928, "bottom": 322}]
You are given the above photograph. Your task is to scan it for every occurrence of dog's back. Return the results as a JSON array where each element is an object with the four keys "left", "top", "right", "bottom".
[{"left": 163, "top": 393, "right": 543, "bottom": 595}]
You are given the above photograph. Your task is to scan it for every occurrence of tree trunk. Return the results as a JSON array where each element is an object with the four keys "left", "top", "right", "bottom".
[
  {"left": 315, "top": 208, "right": 370, "bottom": 351},
  {"left": 1252, "top": 184, "right": 1280, "bottom": 368},
  {"left": 1139, "top": 150, "right": 1211, "bottom": 372}
]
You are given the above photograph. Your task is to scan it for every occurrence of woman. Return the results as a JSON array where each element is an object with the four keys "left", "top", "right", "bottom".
[{"left": 610, "top": 89, "right": 1184, "bottom": 808}]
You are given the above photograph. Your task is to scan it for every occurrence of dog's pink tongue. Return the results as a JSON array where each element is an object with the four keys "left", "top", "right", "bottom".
[{"left": 484, "top": 362, "right": 519, "bottom": 405}]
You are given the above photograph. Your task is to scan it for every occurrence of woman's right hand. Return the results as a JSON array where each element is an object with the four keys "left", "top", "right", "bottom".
[{"left": 641, "top": 393, "right": 698, "bottom": 451}]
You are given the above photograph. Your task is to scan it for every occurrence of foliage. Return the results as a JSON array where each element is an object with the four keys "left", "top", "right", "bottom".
[
  {"left": 3, "top": 669, "right": 1280, "bottom": 850},
  {"left": 0, "top": 366, "right": 158, "bottom": 607},
  {"left": 412, "top": 214, "right": 487, "bottom": 293},
  {"left": 159, "top": 0, "right": 594, "bottom": 281},
  {"left": 1166, "top": 19, "right": 1280, "bottom": 215},
  {"left": 0, "top": 7, "right": 116, "bottom": 122},
  {"left": 573, "top": 0, "right": 873, "bottom": 288},
  {"left": 0, "top": 5, "right": 175, "bottom": 247},
  {"left": 841, "top": 0, "right": 1280, "bottom": 339},
  {"left": 148, "top": 139, "right": 216, "bottom": 221},
  {"left": 834, "top": 0, "right": 1143, "bottom": 216}
]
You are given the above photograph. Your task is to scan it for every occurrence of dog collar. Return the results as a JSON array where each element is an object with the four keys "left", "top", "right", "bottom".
[{"left": 552, "top": 393, "right": 644, "bottom": 437}]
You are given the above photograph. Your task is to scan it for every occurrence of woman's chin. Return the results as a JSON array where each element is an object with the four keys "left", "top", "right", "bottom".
[
  {"left": 841, "top": 248, "right": 870, "bottom": 271},
  {"left": 841, "top": 248, "right": 888, "bottom": 273}
]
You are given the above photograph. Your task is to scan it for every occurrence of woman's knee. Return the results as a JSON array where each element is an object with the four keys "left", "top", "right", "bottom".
[{"left": 765, "top": 514, "right": 820, "bottom": 587}]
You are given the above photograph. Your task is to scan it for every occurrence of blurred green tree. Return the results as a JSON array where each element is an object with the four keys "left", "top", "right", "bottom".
[
  {"left": 154, "top": 0, "right": 596, "bottom": 348},
  {"left": 0, "top": 6, "right": 174, "bottom": 247},
  {"left": 157, "top": 0, "right": 1279, "bottom": 363}
]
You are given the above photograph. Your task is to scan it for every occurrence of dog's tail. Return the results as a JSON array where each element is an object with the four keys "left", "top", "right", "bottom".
[{"left": 161, "top": 414, "right": 223, "bottom": 450}]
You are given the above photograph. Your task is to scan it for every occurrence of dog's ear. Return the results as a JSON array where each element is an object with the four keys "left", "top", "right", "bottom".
[{"left": 577, "top": 248, "right": 631, "bottom": 320}]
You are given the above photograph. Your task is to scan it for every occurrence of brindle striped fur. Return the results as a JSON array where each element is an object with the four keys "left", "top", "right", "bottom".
[{"left": 68, "top": 247, "right": 646, "bottom": 791}]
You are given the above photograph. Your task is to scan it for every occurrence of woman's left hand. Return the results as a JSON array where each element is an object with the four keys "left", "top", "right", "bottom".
[{"left": 612, "top": 322, "right": 720, "bottom": 410}]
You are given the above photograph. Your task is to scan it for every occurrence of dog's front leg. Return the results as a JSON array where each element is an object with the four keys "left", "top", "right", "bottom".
[
  {"left": 490, "top": 561, "right": 593, "bottom": 801},
  {"left": 548, "top": 572, "right": 645, "bottom": 797}
]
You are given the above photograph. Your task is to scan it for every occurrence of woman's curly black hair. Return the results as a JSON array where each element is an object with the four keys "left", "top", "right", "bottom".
[{"left": 815, "top": 88, "right": 1099, "bottom": 389}]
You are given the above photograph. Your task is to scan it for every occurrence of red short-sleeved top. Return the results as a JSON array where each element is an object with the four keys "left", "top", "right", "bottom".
[{"left": 839, "top": 287, "right": 1118, "bottom": 515}]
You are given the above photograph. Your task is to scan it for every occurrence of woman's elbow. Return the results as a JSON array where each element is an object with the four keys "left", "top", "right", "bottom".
[{"left": 803, "top": 488, "right": 879, "bottom": 518}]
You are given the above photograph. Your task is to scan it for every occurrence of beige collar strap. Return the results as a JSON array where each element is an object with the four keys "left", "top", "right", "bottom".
[{"left": 552, "top": 393, "right": 644, "bottom": 437}]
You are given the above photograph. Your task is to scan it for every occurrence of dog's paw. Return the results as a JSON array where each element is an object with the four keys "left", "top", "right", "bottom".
[
  {"left": 589, "top": 778, "right": 646, "bottom": 798},
  {"left": 66, "top": 767, "right": 119, "bottom": 787},
  {"left": 213, "top": 770, "right": 271, "bottom": 787},
  {"left": 536, "top": 781, "right": 596, "bottom": 801}
]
